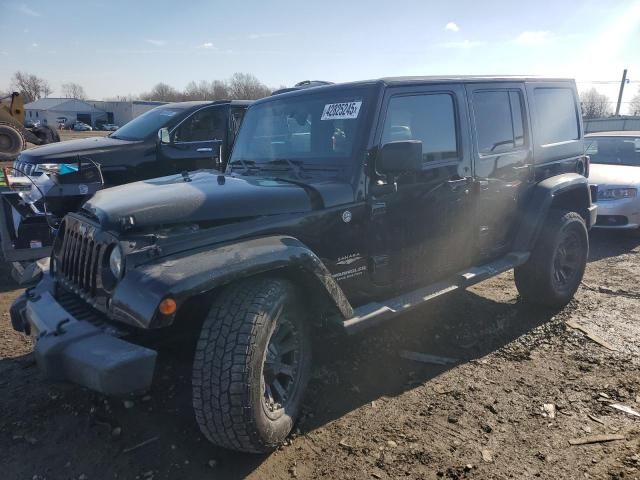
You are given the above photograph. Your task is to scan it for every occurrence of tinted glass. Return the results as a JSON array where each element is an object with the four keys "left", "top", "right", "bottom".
[
  {"left": 474, "top": 90, "right": 525, "bottom": 155},
  {"left": 382, "top": 94, "right": 458, "bottom": 163},
  {"left": 111, "top": 107, "right": 182, "bottom": 141},
  {"left": 174, "top": 107, "right": 226, "bottom": 142},
  {"left": 231, "top": 89, "right": 369, "bottom": 166},
  {"left": 534, "top": 88, "right": 579, "bottom": 145},
  {"left": 586, "top": 137, "right": 640, "bottom": 166},
  {"left": 510, "top": 91, "right": 525, "bottom": 147}
]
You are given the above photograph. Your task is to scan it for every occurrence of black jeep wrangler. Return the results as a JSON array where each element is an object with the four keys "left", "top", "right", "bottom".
[{"left": 11, "top": 76, "right": 597, "bottom": 453}]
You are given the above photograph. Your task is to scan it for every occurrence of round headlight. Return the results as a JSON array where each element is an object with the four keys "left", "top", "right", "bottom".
[{"left": 109, "top": 245, "right": 124, "bottom": 279}]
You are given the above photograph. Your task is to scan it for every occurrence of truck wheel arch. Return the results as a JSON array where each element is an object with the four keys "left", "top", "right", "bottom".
[
  {"left": 513, "top": 173, "right": 594, "bottom": 252},
  {"left": 110, "top": 235, "right": 354, "bottom": 329}
]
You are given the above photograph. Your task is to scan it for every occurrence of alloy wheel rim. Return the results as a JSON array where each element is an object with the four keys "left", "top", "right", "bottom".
[
  {"left": 262, "top": 311, "right": 301, "bottom": 418},
  {"left": 552, "top": 229, "right": 582, "bottom": 289}
]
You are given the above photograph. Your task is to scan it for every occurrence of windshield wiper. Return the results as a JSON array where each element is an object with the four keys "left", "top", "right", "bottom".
[
  {"left": 229, "top": 159, "right": 259, "bottom": 175},
  {"left": 264, "top": 159, "right": 304, "bottom": 179}
]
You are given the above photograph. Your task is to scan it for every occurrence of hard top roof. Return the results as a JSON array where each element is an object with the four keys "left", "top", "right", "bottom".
[{"left": 255, "top": 75, "right": 575, "bottom": 104}]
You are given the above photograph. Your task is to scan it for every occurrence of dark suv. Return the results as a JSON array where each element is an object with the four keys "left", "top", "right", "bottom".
[
  {"left": 12, "top": 100, "right": 251, "bottom": 183},
  {"left": 11, "top": 76, "right": 596, "bottom": 453}
]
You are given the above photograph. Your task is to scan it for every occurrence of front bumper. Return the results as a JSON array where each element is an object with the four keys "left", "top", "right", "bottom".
[
  {"left": 592, "top": 197, "right": 640, "bottom": 230},
  {"left": 10, "top": 276, "right": 157, "bottom": 396}
]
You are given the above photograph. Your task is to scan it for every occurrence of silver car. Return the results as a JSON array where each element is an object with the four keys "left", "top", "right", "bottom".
[{"left": 586, "top": 131, "right": 640, "bottom": 230}]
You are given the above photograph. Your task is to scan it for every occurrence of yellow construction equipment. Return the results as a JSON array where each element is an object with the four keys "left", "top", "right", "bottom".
[{"left": 0, "top": 92, "right": 59, "bottom": 161}]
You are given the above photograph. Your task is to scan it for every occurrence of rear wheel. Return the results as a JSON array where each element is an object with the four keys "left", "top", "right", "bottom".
[
  {"left": 192, "top": 277, "right": 311, "bottom": 453},
  {"left": 0, "top": 122, "right": 25, "bottom": 161},
  {"left": 515, "top": 210, "right": 588, "bottom": 308}
]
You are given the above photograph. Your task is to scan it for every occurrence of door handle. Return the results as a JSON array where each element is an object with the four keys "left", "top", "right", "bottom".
[
  {"left": 196, "top": 147, "right": 213, "bottom": 152},
  {"left": 512, "top": 163, "right": 532, "bottom": 171},
  {"left": 447, "top": 178, "right": 467, "bottom": 187}
]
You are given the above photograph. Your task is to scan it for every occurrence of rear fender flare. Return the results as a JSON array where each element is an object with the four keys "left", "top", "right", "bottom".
[
  {"left": 110, "top": 235, "right": 353, "bottom": 328},
  {"left": 513, "top": 173, "right": 592, "bottom": 252}
]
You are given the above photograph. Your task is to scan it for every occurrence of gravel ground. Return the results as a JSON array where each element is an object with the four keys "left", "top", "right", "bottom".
[{"left": 0, "top": 231, "right": 638, "bottom": 480}]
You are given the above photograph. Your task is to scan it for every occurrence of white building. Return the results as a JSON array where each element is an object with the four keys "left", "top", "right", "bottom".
[{"left": 24, "top": 98, "right": 166, "bottom": 128}]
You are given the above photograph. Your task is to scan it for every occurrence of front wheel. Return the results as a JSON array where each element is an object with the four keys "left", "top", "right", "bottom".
[
  {"left": 515, "top": 210, "right": 588, "bottom": 308},
  {"left": 192, "top": 277, "right": 311, "bottom": 453}
]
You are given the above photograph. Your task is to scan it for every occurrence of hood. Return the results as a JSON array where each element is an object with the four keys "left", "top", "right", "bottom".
[
  {"left": 83, "top": 170, "right": 354, "bottom": 231},
  {"left": 18, "top": 135, "right": 139, "bottom": 163},
  {"left": 589, "top": 163, "right": 640, "bottom": 187}
]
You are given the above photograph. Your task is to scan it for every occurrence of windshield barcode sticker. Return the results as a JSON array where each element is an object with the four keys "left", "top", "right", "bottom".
[{"left": 321, "top": 101, "right": 362, "bottom": 120}]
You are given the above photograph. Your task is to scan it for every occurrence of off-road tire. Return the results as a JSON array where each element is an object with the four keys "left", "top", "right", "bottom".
[
  {"left": 192, "top": 277, "right": 311, "bottom": 453},
  {"left": 515, "top": 210, "right": 588, "bottom": 308},
  {"left": 0, "top": 122, "right": 25, "bottom": 161}
]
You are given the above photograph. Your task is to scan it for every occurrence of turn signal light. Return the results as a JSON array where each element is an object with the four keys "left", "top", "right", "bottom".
[{"left": 158, "top": 297, "right": 177, "bottom": 316}]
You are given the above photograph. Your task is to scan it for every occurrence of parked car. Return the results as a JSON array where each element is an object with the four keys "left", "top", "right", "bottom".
[
  {"left": 72, "top": 122, "right": 92, "bottom": 131},
  {"left": 586, "top": 131, "right": 640, "bottom": 230},
  {"left": 10, "top": 76, "right": 596, "bottom": 454},
  {"left": 2, "top": 100, "right": 251, "bottom": 275},
  {"left": 102, "top": 123, "right": 120, "bottom": 131}
]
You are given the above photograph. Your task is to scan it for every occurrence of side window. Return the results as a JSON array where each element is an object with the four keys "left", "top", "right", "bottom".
[
  {"left": 173, "top": 108, "right": 225, "bottom": 143},
  {"left": 534, "top": 88, "right": 579, "bottom": 145},
  {"left": 382, "top": 93, "right": 459, "bottom": 164},
  {"left": 473, "top": 90, "right": 526, "bottom": 155}
]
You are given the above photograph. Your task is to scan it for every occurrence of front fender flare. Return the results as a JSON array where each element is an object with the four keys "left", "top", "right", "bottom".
[
  {"left": 110, "top": 235, "right": 353, "bottom": 328},
  {"left": 513, "top": 173, "right": 593, "bottom": 252}
]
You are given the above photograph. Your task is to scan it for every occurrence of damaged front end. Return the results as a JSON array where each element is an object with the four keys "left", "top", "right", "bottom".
[{"left": 0, "top": 162, "right": 103, "bottom": 284}]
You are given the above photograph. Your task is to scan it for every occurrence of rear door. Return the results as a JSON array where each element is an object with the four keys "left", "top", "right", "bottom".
[
  {"left": 162, "top": 106, "right": 227, "bottom": 173},
  {"left": 367, "top": 84, "right": 474, "bottom": 289},
  {"left": 466, "top": 83, "right": 534, "bottom": 261}
]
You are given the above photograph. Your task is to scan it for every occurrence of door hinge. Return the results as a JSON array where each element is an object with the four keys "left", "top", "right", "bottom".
[{"left": 370, "top": 201, "right": 386, "bottom": 218}]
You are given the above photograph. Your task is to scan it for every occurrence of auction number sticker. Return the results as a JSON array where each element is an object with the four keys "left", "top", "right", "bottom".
[{"left": 321, "top": 101, "right": 362, "bottom": 120}]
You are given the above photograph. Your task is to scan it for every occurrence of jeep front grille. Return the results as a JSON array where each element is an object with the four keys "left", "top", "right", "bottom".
[
  {"left": 13, "top": 160, "right": 37, "bottom": 177},
  {"left": 58, "top": 219, "right": 106, "bottom": 296}
]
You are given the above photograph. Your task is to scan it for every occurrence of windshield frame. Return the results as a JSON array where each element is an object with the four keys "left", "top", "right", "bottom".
[
  {"left": 586, "top": 135, "right": 640, "bottom": 166},
  {"left": 228, "top": 85, "right": 378, "bottom": 181}
]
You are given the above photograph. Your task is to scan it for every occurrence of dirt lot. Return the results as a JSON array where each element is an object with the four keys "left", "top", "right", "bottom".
[{"left": 0, "top": 230, "right": 638, "bottom": 480}]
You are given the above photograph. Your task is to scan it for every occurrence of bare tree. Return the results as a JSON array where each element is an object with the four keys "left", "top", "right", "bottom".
[
  {"left": 227, "top": 73, "right": 271, "bottom": 100},
  {"left": 630, "top": 89, "right": 640, "bottom": 116},
  {"left": 580, "top": 88, "right": 612, "bottom": 119},
  {"left": 211, "top": 80, "right": 230, "bottom": 100},
  {"left": 140, "top": 82, "right": 182, "bottom": 102},
  {"left": 183, "top": 80, "right": 211, "bottom": 100},
  {"left": 61, "top": 82, "right": 87, "bottom": 100},
  {"left": 11, "top": 71, "right": 52, "bottom": 103}
]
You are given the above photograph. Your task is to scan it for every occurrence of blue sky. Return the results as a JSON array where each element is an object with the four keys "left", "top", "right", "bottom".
[{"left": 1, "top": 0, "right": 639, "bottom": 111}]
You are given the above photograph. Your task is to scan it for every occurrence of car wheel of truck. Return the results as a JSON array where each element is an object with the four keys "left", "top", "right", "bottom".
[
  {"left": 0, "top": 122, "right": 25, "bottom": 161},
  {"left": 515, "top": 210, "right": 588, "bottom": 308},
  {"left": 192, "top": 277, "right": 311, "bottom": 453}
]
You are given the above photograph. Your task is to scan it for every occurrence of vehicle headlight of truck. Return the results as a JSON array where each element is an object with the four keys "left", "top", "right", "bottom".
[
  {"left": 38, "top": 163, "right": 60, "bottom": 173},
  {"left": 598, "top": 188, "right": 637, "bottom": 201},
  {"left": 109, "top": 244, "right": 124, "bottom": 280}
]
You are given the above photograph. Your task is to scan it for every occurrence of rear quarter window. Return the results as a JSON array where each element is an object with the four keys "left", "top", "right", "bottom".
[{"left": 533, "top": 88, "right": 580, "bottom": 145}]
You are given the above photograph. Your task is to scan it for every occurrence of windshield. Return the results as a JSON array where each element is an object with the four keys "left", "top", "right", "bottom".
[
  {"left": 586, "top": 136, "right": 640, "bottom": 166},
  {"left": 111, "top": 107, "right": 183, "bottom": 141},
  {"left": 229, "top": 88, "right": 371, "bottom": 178}
]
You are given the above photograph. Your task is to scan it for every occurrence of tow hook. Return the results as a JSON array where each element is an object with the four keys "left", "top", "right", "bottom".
[
  {"left": 54, "top": 318, "right": 70, "bottom": 336},
  {"left": 25, "top": 286, "right": 41, "bottom": 302}
]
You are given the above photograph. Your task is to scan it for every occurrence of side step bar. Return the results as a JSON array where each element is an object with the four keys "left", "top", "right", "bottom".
[{"left": 343, "top": 251, "right": 529, "bottom": 335}]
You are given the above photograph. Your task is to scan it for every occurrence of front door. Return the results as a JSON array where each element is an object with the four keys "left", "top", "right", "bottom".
[
  {"left": 466, "top": 83, "right": 534, "bottom": 262},
  {"left": 367, "top": 85, "right": 473, "bottom": 290},
  {"left": 161, "top": 106, "right": 227, "bottom": 174}
]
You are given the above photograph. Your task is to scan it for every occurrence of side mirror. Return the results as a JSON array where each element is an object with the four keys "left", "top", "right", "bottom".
[
  {"left": 158, "top": 127, "right": 170, "bottom": 144},
  {"left": 377, "top": 140, "right": 423, "bottom": 175}
]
